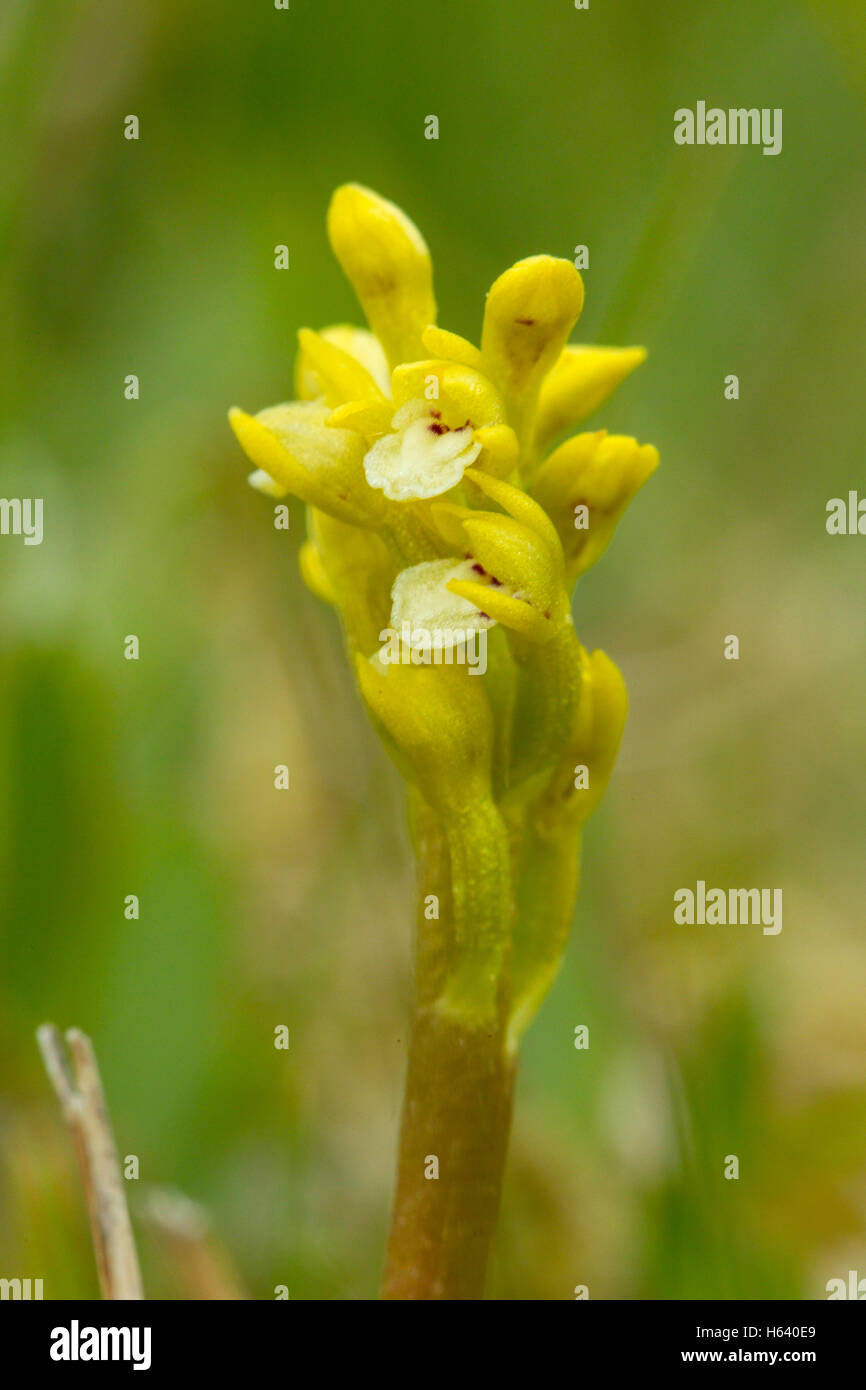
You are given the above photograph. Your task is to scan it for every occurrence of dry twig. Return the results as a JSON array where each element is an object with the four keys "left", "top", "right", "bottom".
[{"left": 36, "top": 1024, "right": 144, "bottom": 1300}]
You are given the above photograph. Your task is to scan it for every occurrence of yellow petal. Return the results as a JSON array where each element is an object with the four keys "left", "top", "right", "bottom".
[
  {"left": 327, "top": 184, "right": 436, "bottom": 369},
  {"left": 299, "top": 539, "right": 337, "bottom": 604},
  {"left": 529, "top": 429, "right": 605, "bottom": 543},
  {"left": 421, "top": 324, "right": 484, "bottom": 373},
  {"left": 577, "top": 647, "right": 629, "bottom": 816},
  {"left": 390, "top": 359, "right": 506, "bottom": 430},
  {"left": 296, "top": 328, "right": 388, "bottom": 409},
  {"left": 228, "top": 402, "right": 385, "bottom": 526},
  {"left": 446, "top": 578, "right": 553, "bottom": 643},
  {"left": 480, "top": 256, "right": 584, "bottom": 440},
  {"left": 534, "top": 345, "right": 647, "bottom": 453},
  {"left": 311, "top": 509, "right": 395, "bottom": 654},
  {"left": 461, "top": 514, "right": 560, "bottom": 617},
  {"left": 430, "top": 476, "right": 568, "bottom": 636},
  {"left": 471, "top": 424, "right": 519, "bottom": 479},
  {"left": 326, "top": 397, "right": 394, "bottom": 440},
  {"left": 295, "top": 323, "right": 391, "bottom": 400},
  {"left": 531, "top": 431, "right": 659, "bottom": 579},
  {"left": 463, "top": 467, "right": 564, "bottom": 568}
]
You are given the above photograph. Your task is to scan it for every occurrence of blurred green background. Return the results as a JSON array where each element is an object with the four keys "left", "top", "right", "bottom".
[{"left": 1, "top": 0, "right": 865, "bottom": 1300}]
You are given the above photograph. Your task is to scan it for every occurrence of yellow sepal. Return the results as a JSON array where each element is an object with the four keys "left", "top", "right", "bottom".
[
  {"left": 299, "top": 539, "right": 337, "bottom": 604},
  {"left": 311, "top": 510, "right": 395, "bottom": 654},
  {"left": 471, "top": 425, "right": 520, "bottom": 480},
  {"left": 534, "top": 344, "right": 646, "bottom": 453},
  {"left": 531, "top": 431, "right": 659, "bottom": 579},
  {"left": 228, "top": 402, "right": 386, "bottom": 527},
  {"left": 354, "top": 651, "right": 494, "bottom": 812},
  {"left": 446, "top": 578, "right": 555, "bottom": 643},
  {"left": 390, "top": 359, "right": 506, "bottom": 430},
  {"left": 326, "top": 398, "right": 394, "bottom": 441},
  {"left": 460, "top": 515, "right": 560, "bottom": 616},
  {"left": 294, "top": 323, "right": 390, "bottom": 401},
  {"left": 296, "top": 328, "right": 387, "bottom": 409},
  {"left": 327, "top": 183, "right": 436, "bottom": 369},
  {"left": 421, "top": 324, "right": 484, "bottom": 373},
  {"left": 463, "top": 467, "right": 564, "bottom": 567},
  {"left": 429, "top": 470, "right": 568, "bottom": 641},
  {"left": 480, "top": 256, "right": 584, "bottom": 440}
]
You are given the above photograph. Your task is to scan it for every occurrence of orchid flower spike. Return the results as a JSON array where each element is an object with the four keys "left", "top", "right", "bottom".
[{"left": 229, "top": 183, "right": 657, "bottom": 1038}]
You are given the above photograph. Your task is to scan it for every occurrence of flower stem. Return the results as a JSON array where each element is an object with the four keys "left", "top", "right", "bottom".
[
  {"left": 381, "top": 1005, "right": 515, "bottom": 1299},
  {"left": 381, "top": 800, "right": 515, "bottom": 1299}
]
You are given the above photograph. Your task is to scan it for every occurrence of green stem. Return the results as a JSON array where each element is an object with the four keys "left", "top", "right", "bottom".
[
  {"left": 439, "top": 799, "right": 512, "bottom": 1020},
  {"left": 509, "top": 622, "right": 583, "bottom": 789},
  {"left": 382, "top": 799, "right": 514, "bottom": 1299},
  {"left": 508, "top": 821, "right": 582, "bottom": 1049}
]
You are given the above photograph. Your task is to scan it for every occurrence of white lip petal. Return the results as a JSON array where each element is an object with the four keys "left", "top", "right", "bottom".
[
  {"left": 391, "top": 398, "right": 429, "bottom": 429},
  {"left": 390, "top": 558, "right": 497, "bottom": 650},
  {"left": 248, "top": 467, "right": 289, "bottom": 498},
  {"left": 363, "top": 398, "right": 481, "bottom": 501}
]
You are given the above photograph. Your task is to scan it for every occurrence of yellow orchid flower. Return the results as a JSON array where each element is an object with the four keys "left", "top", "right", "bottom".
[
  {"left": 363, "top": 398, "right": 482, "bottom": 501},
  {"left": 532, "top": 429, "right": 660, "bottom": 580},
  {"left": 430, "top": 473, "right": 568, "bottom": 645},
  {"left": 228, "top": 184, "right": 659, "bottom": 1301}
]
